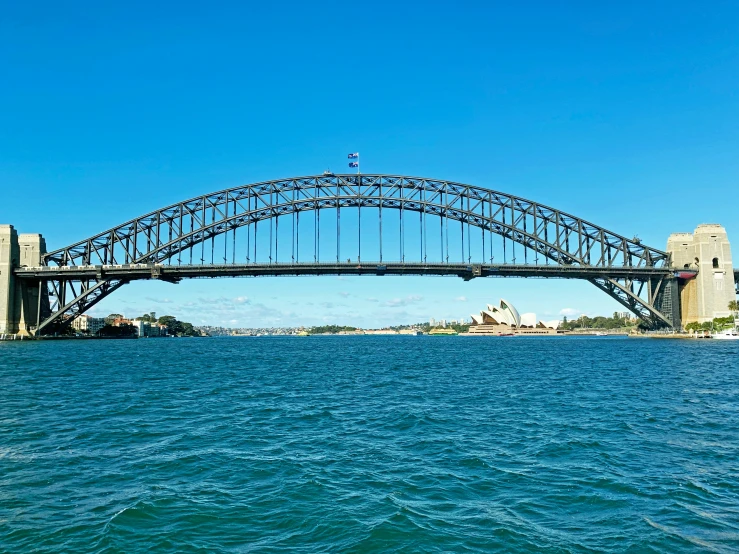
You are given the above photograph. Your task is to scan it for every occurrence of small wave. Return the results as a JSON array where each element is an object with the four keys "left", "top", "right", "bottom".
[{"left": 644, "top": 517, "right": 729, "bottom": 553}]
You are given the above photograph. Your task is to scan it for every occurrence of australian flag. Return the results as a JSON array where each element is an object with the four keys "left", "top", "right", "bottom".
[
  {"left": 348, "top": 153, "right": 359, "bottom": 159},
  {"left": 349, "top": 162, "right": 359, "bottom": 168}
]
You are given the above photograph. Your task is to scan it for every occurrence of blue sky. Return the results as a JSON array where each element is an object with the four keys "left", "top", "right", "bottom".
[{"left": 2, "top": 1, "right": 737, "bottom": 327}]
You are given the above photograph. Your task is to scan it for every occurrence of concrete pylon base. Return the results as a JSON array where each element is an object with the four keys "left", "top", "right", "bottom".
[
  {"left": 667, "top": 224, "right": 736, "bottom": 328},
  {"left": 0, "top": 225, "right": 47, "bottom": 336}
]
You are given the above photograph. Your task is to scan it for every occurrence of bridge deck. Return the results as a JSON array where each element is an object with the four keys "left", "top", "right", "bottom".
[{"left": 15, "top": 262, "right": 673, "bottom": 282}]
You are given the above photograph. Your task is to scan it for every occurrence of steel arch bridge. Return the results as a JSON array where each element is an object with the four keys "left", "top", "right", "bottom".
[{"left": 15, "top": 174, "right": 679, "bottom": 333}]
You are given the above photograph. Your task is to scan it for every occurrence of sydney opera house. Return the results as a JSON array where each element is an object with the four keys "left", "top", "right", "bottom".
[{"left": 466, "top": 299, "right": 565, "bottom": 336}]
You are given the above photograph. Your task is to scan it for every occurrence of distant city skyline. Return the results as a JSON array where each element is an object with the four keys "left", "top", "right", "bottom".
[{"left": 81, "top": 282, "right": 614, "bottom": 330}]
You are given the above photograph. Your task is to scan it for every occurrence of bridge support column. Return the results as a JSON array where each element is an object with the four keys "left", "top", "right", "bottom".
[
  {"left": 0, "top": 225, "right": 47, "bottom": 337},
  {"left": 652, "top": 276, "right": 681, "bottom": 329},
  {"left": 0, "top": 225, "right": 19, "bottom": 335},
  {"left": 667, "top": 224, "right": 736, "bottom": 328}
]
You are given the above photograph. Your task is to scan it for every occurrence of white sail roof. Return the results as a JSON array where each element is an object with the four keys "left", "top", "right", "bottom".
[
  {"left": 499, "top": 299, "right": 521, "bottom": 327},
  {"left": 520, "top": 313, "right": 537, "bottom": 328},
  {"left": 471, "top": 299, "right": 530, "bottom": 328}
]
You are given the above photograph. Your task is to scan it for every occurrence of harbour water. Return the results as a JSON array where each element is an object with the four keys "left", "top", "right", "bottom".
[{"left": 2, "top": 336, "right": 738, "bottom": 552}]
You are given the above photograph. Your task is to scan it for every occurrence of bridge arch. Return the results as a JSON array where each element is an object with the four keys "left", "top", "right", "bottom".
[{"left": 29, "top": 174, "right": 673, "bottom": 332}]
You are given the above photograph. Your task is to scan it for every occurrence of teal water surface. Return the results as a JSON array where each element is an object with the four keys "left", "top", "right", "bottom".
[{"left": 1, "top": 336, "right": 739, "bottom": 552}]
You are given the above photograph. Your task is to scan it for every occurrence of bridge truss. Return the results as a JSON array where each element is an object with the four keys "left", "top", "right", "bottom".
[{"left": 16, "top": 174, "right": 676, "bottom": 333}]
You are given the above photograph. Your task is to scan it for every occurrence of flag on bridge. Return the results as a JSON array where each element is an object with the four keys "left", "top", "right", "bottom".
[
  {"left": 347, "top": 153, "right": 359, "bottom": 159},
  {"left": 349, "top": 162, "right": 359, "bottom": 168}
]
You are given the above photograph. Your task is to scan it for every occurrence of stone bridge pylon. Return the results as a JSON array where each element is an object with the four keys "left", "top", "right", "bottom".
[
  {"left": 0, "top": 225, "right": 49, "bottom": 336},
  {"left": 666, "top": 224, "right": 736, "bottom": 327}
]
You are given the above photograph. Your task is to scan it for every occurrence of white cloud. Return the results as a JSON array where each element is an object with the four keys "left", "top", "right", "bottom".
[
  {"left": 338, "top": 291, "right": 350, "bottom": 298},
  {"left": 144, "top": 297, "right": 173, "bottom": 304},
  {"left": 197, "top": 297, "right": 230, "bottom": 305},
  {"left": 559, "top": 308, "right": 580, "bottom": 317},
  {"left": 454, "top": 296, "right": 468, "bottom": 302},
  {"left": 384, "top": 295, "right": 423, "bottom": 308},
  {"left": 195, "top": 296, "right": 250, "bottom": 306}
]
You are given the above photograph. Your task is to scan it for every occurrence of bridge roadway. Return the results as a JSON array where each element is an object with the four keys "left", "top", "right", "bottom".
[{"left": 14, "top": 262, "right": 676, "bottom": 282}]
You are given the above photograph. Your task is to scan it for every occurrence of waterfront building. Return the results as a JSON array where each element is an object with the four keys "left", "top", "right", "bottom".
[
  {"left": 71, "top": 314, "right": 105, "bottom": 335},
  {"left": 112, "top": 316, "right": 133, "bottom": 327},
  {"left": 131, "top": 320, "right": 168, "bottom": 338},
  {"left": 131, "top": 320, "right": 145, "bottom": 337},
  {"left": 467, "top": 299, "right": 565, "bottom": 336},
  {"left": 364, "top": 329, "right": 398, "bottom": 335},
  {"left": 428, "top": 327, "right": 458, "bottom": 335}
]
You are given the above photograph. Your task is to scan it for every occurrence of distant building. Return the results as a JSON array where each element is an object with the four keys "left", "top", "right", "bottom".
[
  {"left": 131, "top": 320, "right": 167, "bottom": 338},
  {"left": 468, "top": 299, "right": 564, "bottom": 335},
  {"left": 364, "top": 329, "right": 397, "bottom": 335},
  {"left": 429, "top": 318, "right": 436, "bottom": 327},
  {"left": 71, "top": 314, "right": 105, "bottom": 335},
  {"left": 131, "top": 320, "right": 145, "bottom": 337}
]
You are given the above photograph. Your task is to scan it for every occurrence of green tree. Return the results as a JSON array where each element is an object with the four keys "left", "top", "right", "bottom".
[
  {"left": 156, "top": 315, "right": 199, "bottom": 336},
  {"left": 136, "top": 312, "right": 159, "bottom": 323},
  {"left": 558, "top": 313, "right": 635, "bottom": 331},
  {"left": 713, "top": 316, "right": 734, "bottom": 330},
  {"left": 158, "top": 315, "right": 177, "bottom": 327},
  {"left": 307, "top": 325, "right": 358, "bottom": 335},
  {"left": 104, "top": 313, "right": 123, "bottom": 324}
]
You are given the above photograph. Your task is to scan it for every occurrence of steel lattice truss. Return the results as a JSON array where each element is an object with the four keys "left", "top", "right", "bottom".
[{"left": 29, "top": 175, "right": 673, "bottom": 332}]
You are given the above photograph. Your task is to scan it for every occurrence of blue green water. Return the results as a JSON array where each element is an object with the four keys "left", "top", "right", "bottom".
[{"left": 1, "top": 336, "right": 739, "bottom": 552}]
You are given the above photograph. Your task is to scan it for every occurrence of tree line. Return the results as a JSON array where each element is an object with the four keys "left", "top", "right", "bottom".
[
  {"left": 306, "top": 325, "right": 359, "bottom": 335},
  {"left": 96, "top": 313, "right": 201, "bottom": 337},
  {"left": 559, "top": 313, "right": 634, "bottom": 331},
  {"left": 684, "top": 301, "right": 738, "bottom": 332}
]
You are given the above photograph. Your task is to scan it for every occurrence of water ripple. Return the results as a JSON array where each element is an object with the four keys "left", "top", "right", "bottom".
[{"left": 1, "top": 336, "right": 739, "bottom": 552}]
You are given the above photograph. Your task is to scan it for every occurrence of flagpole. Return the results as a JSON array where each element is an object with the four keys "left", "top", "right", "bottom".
[{"left": 348, "top": 152, "right": 360, "bottom": 173}]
